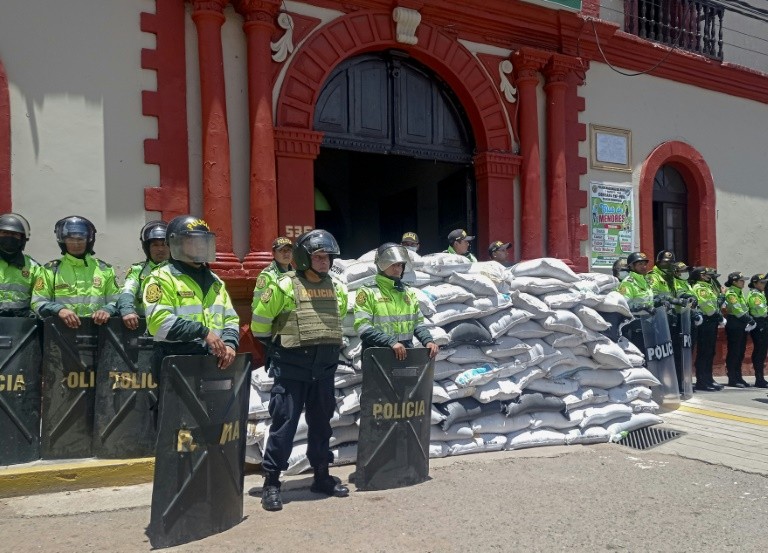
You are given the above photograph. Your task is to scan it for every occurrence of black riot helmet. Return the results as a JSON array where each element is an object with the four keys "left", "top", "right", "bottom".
[
  {"left": 54, "top": 215, "right": 96, "bottom": 255},
  {"left": 627, "top": 251, "right": 648, "bottom": 267},
  {"left": 655, "top": 249, "right": 675, "bottom": 272},
  {"left": 0, "top": 213, "right": 31, "bottom": 254},
  {"left": 375, "top": 242, "right": 410, "bottom": 274},
  {"left": 165, "top": 215, "right": 216, "bottom": 264},
  {"left": 612, "top": 257, "right": 629, "bottom": 279},
  {"left": 140, "top": 220, "right": 168, "bottom": 259},
  {"left": 292, "top": 229, "right": 340, "bottom": 275},
  {"left": 689, "top": 266, "right": 708, "bottom": 283}
]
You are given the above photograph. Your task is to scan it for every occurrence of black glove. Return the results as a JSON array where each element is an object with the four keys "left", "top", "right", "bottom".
[
  {"left": 692, "top": 311, "right": 703, "bottom": 326},
  {"left": 717, "top": 295, "right": 726, "bottom": 308}
]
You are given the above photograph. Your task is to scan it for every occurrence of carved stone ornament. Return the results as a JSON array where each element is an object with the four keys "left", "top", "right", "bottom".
[
  {"left": 392, "top": 7, "right": 421, "bottom": 45},
  {"left": 271, "top": 12, "right": 295, "bottom": 63},
  {"left": 499, "top": 59, "right": 516, "bottom": 104}
]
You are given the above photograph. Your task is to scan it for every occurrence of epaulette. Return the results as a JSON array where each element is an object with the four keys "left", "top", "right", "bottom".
[
  {"left": 44, "top": 259, "right": 61, "bottom": 270},
  {"left": 27, "top": 255, "right": 42, "bottom": 267},
  {"left": 97, "top": 259, "right": 112, "bottom": 270}
]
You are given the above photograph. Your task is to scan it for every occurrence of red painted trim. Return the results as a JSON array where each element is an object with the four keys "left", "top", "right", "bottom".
[
  {"left": 474, "top": 151, "right": 523, "bottom": 259},
  {"left": 638, "top": 141, "right": 717, "bottom": 267},
  {"left": 141, "top": 0, "right": 190, "bottom": 221},
  {"left": 581, "top": 0, "right": 600, "bottom": 17},
  {"left": 565, "top": 68, "right": 588, "bottom": 271},
  {"left": 0, "top": 57, "right": 10, "bottom": 213}
]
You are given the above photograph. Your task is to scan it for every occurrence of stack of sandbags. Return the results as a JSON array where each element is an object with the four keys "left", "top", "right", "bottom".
[{"left": 246, "top": 254, "right": 663, "bottom": 470}]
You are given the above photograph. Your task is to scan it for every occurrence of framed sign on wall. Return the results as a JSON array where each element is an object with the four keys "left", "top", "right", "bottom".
[{"left": 590, "top": 124, "right": 632, "bottom": 172}]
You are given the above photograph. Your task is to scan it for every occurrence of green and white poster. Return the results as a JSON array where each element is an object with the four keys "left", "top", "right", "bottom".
[{"left": 589, "top": 181, "right": 634, "bottom": 269}]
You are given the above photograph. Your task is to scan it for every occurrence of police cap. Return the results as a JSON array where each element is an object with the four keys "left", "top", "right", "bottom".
[
  {"left": 726, "top": 271, "right": 746, "bottom": 286},
  {"left": 401, "top": 232, "right": 419, "bottom": 244},
  {"left": 488, "top": 241, "right": 510, "bottom": 256},
  {"left": 448, "top": 229, "right": 475, "bottom": 244},
  {"left": 272, "top": 237, "right": 292, "bottom": 250}
]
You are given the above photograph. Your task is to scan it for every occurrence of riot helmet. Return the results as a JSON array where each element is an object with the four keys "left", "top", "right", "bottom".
[
  {"left": 612, "top": 257, "right": 629, "bottom": 280},
  {"left": 140, "top": 220, "right": 168, "bottom": 259},
  {"left": 375, "top": 242, "right": 410, "bottom": 273},
  {"left": 626, "top": 251, "right": 649, "bottom": 273},
  {"left": 166, "top": 215, "right": 216, "bottom": 264},
  {"left": 672, "top": 261, "right": 690, "bottom": 281},
  {"left": 655, "top": 249, "right": 675, "bottom": 272},
  {"left": 689, "top": 266, "right": 708, "bottom": 283},
  {"left": 0, "top": 212, "right": 31, "bottom": 255},
  {"left": 55, "top": 215, "right": 96, "bottom": 255},
  {"left": 292, "top": 229, "right": 340, "bottom": 276}
]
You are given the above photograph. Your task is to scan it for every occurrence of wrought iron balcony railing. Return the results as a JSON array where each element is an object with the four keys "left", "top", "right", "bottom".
[{"left": 624, "top": 0, "right": 724, "bottom": 60}]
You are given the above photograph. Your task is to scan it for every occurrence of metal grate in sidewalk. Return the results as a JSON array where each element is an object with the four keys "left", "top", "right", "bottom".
[{"left": 615, "top": 426, "right": 685, "bottom": 450}]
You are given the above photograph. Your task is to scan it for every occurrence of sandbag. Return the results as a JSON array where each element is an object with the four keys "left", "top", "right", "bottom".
[
  {"left": 504, "top": 392, "right": 565, "bottom": 417},
  {"left": 439, "top": 397, "right": 503, "bottom": 430},
  {"left": 509, "top": 258, "right": 580, "bottom": 283}
]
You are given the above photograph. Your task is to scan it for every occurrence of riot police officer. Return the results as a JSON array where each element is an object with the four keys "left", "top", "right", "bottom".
[
  {"left": 354, "top": 243, "right": 439, "bottom": 360},
  {"left": 612, "top": 257, "right": 629, "bottom": 280},
  {"left": 31, "top": 216, "right": 119, "bottom": 328},
  {"left": 723, "top": 271, "right": 755, "bottom": 388},
  {"left": 0, "top": 213, "right": 40, "bottom": 317},
  {"left": 444, "top": 229, "right": 477, "bottom": 262},
  {"left": 117, "top": 220, "right": 169, "bottom": 330},
  {"left": 690, "top": 267, "right": 724, "bottom": 391},
  {"left": 617, "top": 251, "right": 654, "bottom": 352},
  {"left": 746, "top": 274, "right": 768, "bottom": 388},
  {"left": 251, "top": 229, "right": 350, "bottom": 512},
  {"left": 143, "top": 215, "right": 239, "bottom": 372},
  {"left": 647, "top": 249, "right": 677, "bottom": 304}
]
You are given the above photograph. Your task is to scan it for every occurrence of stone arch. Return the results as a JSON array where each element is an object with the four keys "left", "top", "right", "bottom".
[
  {"left": 0, "top": 57, "right": 10, "bottom": 212},
  {"left": 276, "top": 10, "right": 512, "bottom": 153},
  {"left": 638, "top": 141, "right": 716, "bottom": 266}
]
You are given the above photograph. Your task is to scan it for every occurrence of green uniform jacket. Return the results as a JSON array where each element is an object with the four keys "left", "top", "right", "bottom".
[
  {"left": 31, "top": 253, "right": 119, "bottom": 318},
  {"left": 724, "top": 285, "right": 749, "bottom": 318},
  {"left": 647, "top": 266, "right": 675, "bottom": 300},
  {"left": 0, "top": 254, "right": 41, "bottom": 316},
  {"left": 617, "top": 271, "right": 654, "bottom": 311},
  {"left": 747, "top": 289, "right": 768, "bottom": 318},
  {"left": 444, "top": 246, "right": 477, "bottom": 262},
  {"left": 116, "top": 260, "right": 165, "bottom": 317},
  {"left": 251, "top": 273, "right": 347, "bottom": 381},
  {"left": 252, "top": 260, "right": 289, "bottom": 299},
  {"left": 143, "top": 263, "right": 240, "bottom": 350},
  {"left": 354, "top": 274, "right": 434, "bottom": 350},
  {"left": 692, "top": 281, "right": 719, "bottom": 316}
]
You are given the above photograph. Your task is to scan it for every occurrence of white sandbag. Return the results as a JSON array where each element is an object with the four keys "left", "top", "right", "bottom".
[
  {"left": 579, "top": 426, "right": 611, "bottom": 444},
  {"left": 430, "top": 442, "right": 450, "bottom": 458},
  {"left": 478, "top": 434, "right": 508, "bottom": 452},
  {"left": 342, "top": 261, "right": 377, "bottom": 283},
  {"left": 468, "top": 261, "right": 507, "bottom": 284},
  {"left": 434, "top": 359, "right": 465, "bottom": 380},
  {"left": 509, "top": 257, "right": 580, "bottom": 282},
  {"left": 447, "top": 438, "right": 485, "bottom": 456},
  {"left": 595, "top": 291, "right": 633, "bottom": 318},
  {"left": 248, "top": 387, "right": 271, "bottom": 419},
  {"left": 342, "top": 336, "right": 362, "bottom": 360},
  {"left": 547, "top": 364, "right": 582, "bottom": 381},
  {"left": 448, "top": 344, "right": 497, "bottom": 365},
  {"left": 414, "top": 288, "right": 437, "bottom": 317},
  {"left": 580, "top": 272, "right": 620, "bottom": 292},
  {"left": 544, "top": 332, "right": 584, "bottom": 348},
  {"left": 431, "top": 303, "right": 481, "bottom": 326},
  {"left": 620, "top": 367, "right": 662, "bottom": 387},
  {"left": 421, "top": 283, "right": 474, "bottom": 306},
  {"left": 251, "top": 366, "right": 274, "bottom": 392},
  {"left": 356, "top": 249, "right": 377, "bottom": 263},
  {"left": 607, "top": 412, "right": 664, "bottom": 440},
  {"left": 334, "top": 371, "right": 363, "bottom": 389},
  {"left": 428, "top": 326, "right": 450, "bottom": 346},
  {"left": 330, "top": 258, "right": 354, "bottom": 280},
  {"left": 507, "top": 276, "right": 574, "bottom": 295},
  {"left": 570, "top": 356, "right": 601, "bottom": 371},
  {"left": 618, "top": 336, "right": 643, "bottom": 356},
  {"left": 573, "top": 305, "right": 612, "bottom": 332},
  {"left": 246, "top": 420, "right": 267, "bottom": 446},
  {"left": 608, "top": 384, "right": 653, "bottom": 403},
  {"left": 432, "top": 381, "right": 451, "bottom": 403},
  {"left": 508, "top": 320, "right": 551, "bottom": 339},
  {"left": 484, "top": 335, "right": 531, "bottom": 359},
  {"left": 589, "top": 341, "right": 634, "bottom": 369},
  {"left": 530, "top": 411, "right": 579, "bottom": 430},
  {"left": 571, "top": 403, "right": 634, "bottom": 428},
  {"left": 506, "top": 428, "right": 568, "bottom": 449},
  {"left": 440, "top": 379, "right": 476, "bottom": 400},
  {"left": 562, "top": 387, "right": 610, "bottom": 412},
  {"left": 513, "top": 340, "right": 559, "bottom": 368},
  {"left": 630, "top": 398, "right": 660, "bottom": 413},
  {"left": 511, "top": 366, "right": 546, "bottom": 389},
  {"left": 347, "top": 274, "right": 377, "bottom": 291},
  {"left": 573, "top": 368, "right": 625, "bottom": 388},
  {"left": 473, "top": 377, "right": 522, "bottom": 403},
  {"left": 582, "top": 328, "right": 611, "bottom": 344},
  {"left": 337, "top": 385, "right": 362, "bottom": 415},
  {"left": 448, "top": 272, "right": 499, "bottom": 296},
  {"left": 524, "top": 378, "right": 579, "bottom": 396},
  {"left": 329, "top": 423, "right": 360, "bottom": 447},
  {"left": 402, "top": 270, "right": 439, "bottom": 286},
  {"left": 245, "top": 443, "right": 263, "bottom": 465},
  {"left": 342, "top": 312, "right": 357, "bottom": 336},
  {"left": 430, "top": 422, "right": 474, "bottom": 442},
  {"left": 509, "top": 290, "right": 554, "bottom": 319},
  {"left": 431, "top": 405, "right": 447, "bottom": 425},
  {"left": 538, "top": 350, "right": 577, "bottom": 373},
  {"left": 435, "top": 345, "right": 455, "bottom": 360},
  {"left": 479, "top": 308, "right": 532, "bottom": 339},
  {"left": 471, "top": 413, "right": 531, "bottom": 434},
  {"left": 452, "top": 363, "right": 499, "bottom": 387},
  {"left": 419, "top": 253, "right": 472, "bottom": 276},
  {"left": 543, "top": 310, "right": 586, "bottom": 335},
  {"left": 541, "top": 290, "right": 584, "bottom": 309},
  {"left": 471, "top": 294, "right": 512, "bottom": 315}
]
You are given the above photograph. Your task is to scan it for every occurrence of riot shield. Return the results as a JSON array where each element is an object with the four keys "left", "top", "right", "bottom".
[
  {"left": 356, "top": 347, "right": 434, "bottom": 491},
  {"left": 41, "top": 317, "right": 98, "bottom": 459},
  {"left": 0, "top": 317, "right": 42, "bottom": 465},
  {"left": 679, "top": 306, "right": 693, "bottom": 400},
  {"left": 93, "top": 318, "right": 157, "bottom": 458},
  {"left": 147, "top": 353, "right": 251, "bottom": 549},
  {"left": 641, "top": 309, "right": 680, "bottom": 410}
]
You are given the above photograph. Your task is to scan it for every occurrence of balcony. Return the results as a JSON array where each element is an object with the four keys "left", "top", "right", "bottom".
[{"left": 624, "top": 0, "right": 724, "bottom": 60}]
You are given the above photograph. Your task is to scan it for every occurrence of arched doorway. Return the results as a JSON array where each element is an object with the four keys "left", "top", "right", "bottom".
[
  {"left": 313, "top": 52, "right": 475, "bottom": 258},
  {"left": 652, "top": 164, "right": 688, "bottom": 261}
]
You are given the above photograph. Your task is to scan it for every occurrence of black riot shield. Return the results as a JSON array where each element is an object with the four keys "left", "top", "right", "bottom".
[
  {"left": 41, "top": 317, "right": 98, "bottom": 459},
  {"left": 356, "top": 347, "right": 434, "bottom": 491},
  {"left": 147, "top": 353, "right": 251, "bottom": 549},
  {"left": 93, "top": 318, "right": 157, "bottom": 458},
  {"left": 0, "top": 317, "right": 42, "bottom": 465},
  {"left": 679, "top": 306, "right": 693, "bottom": 400},
  {"left": 641, "top": 309, "right": 680, "bottom": 410}
]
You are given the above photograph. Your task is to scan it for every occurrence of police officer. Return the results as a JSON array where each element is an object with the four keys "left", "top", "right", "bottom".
[
  {"left": 670, "top": 261, "right": 702, "bottom": 393},
  {"left": 612, "top": 257, "right": 629, "bottom": 280},
  {"left": 690, "top": 267, "right": 724, "bottom": 391},
  {"left": 723, "top": 271, "right": 755, "bottom": 388},
  {"left": 647, "top": 249, "right": 676, "bottom": 304},
  {"left": 354, "top": 243, "right": 439, "bottom": 360},
  {"left": 252, "top": 237, "right": 293, "bottom": 299},
  {"left": 0, "top": 213, "right": 40, "bottom": 317},
  {"left": 117, "top": 220, "right": 169, "bottom": 330},
  {"left": 444, "top": 229, "right": 477, "bottom": 262},
  {"left": 617, "top": 251, "right": 654, "bottom": 352},
  {"left": 32, "top": 216, "right": 119, "bottom": 328},
  {"left": 746, "top": 274, "right": 768, "bottom": 388},
  {"left": 401, "top": 232, "right": 420, "bottom": 253},
  {"left": 143, "top": 215, "right": 239, "bottom": 373},
  {"left": 488, "top": 241, "right": 512, "bottom": 267},
  {"left": 251, "top": 229, "right": 349, "bottom": 512}
]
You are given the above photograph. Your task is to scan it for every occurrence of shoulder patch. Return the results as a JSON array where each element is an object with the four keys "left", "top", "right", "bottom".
[
  {"left": 92, "top": 276, "right": 102, "bottom": 287},
  {"left": 34, "top": 277, "right": 44, "bottom": 291},
  {"left": 355, "top": 290, "right": 367, "bottom": 306},
  {"left": 45, "top": 259, "right": 60, "bottom": 270},
  {"left": 403, "top": 293, "right": 411, "bottom": 305},
  {"left": 255, "top": 275, "right": 267, "bottom": 290},
  {"left": 727, "top": 295, "right": 737, "bottom": 304},
  {"left": 260, "top": 288, "right": 273, "bottom": 303},
  {"left": 145, "top": 283, "right": 162, "bottom": 303}
]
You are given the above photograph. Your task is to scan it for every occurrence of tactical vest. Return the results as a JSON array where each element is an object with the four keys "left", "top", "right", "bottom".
[{"left": 273, "top": 274, "right": 342, "bottom": 348}]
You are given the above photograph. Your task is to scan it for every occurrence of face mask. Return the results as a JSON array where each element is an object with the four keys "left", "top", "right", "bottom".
[
  {"left": 404, "top": 246, "right": 418, "bottom": 252},
  {"left": 618, "top": 270, "right": 630, "bottom": 280},
  {"left": 0, "top": 236, "right": 23, "bottom": 255},
  {"left": 678, "top": 272, "right": 689, "bottom": 281}
]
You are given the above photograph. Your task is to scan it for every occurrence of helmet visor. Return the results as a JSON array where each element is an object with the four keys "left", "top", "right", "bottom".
[
  {"left": 376, "top": 245, "right": 410, "bottom": 272},
  {"left": 170, "top": 233, "right": 216, "bottom": 264},
  {"left": 57, "top": 220, "right": 90, "bottom": 240}
]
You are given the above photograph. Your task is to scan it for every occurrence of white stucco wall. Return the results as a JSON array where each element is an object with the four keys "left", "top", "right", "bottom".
[
  {"left": 581, "top": 61, "right": 768, "bottom": 276},
  {"left": 1, "top": 1, "right": 158, "bottom": 277}
]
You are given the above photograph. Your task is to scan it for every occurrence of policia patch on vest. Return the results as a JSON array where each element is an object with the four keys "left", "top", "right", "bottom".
[
  {"left": 260, "top": 288, "right": 273, "bottom": 303},
  {"left": 145, "top": 283, "right": 162, "bottom": 303},
  {"left": 356, "top": 290, "right": 366, "bottom": 307},
  {"left": 34, "top": 277, "right": 44, "bottom": 291}
]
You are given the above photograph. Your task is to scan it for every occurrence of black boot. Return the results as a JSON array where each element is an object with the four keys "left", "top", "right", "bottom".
[
  {"left": 754, "top": 369, "right": 768, "bottom": 388},
  {"left": 261, "top": 471, "right": 283, "bottom": 511},
  {"left": 310, "top": 465, "right": 349, "bottom": 497}
]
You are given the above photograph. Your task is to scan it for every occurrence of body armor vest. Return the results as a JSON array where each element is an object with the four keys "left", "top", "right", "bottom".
[{"left": 273, "top": 274, "right": 342, "bottom": 348}]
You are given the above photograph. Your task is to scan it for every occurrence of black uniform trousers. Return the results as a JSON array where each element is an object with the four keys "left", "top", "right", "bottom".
[
  {"left": 750, "top": 317, "right": 768, "bottom": 383},
  {"left": 725, "top": 315, "right": 748, "bottom": 381},
  {"left": 695, "top": 315, "right": 719, "bottom": 385},
  {"left": 262, "top": 375, "right": 335, "bottom": 473}
]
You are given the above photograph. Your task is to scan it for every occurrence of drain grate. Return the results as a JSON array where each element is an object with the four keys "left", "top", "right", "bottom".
[{"left": 615, "top": 426, "right": 685, "bottom": 450}]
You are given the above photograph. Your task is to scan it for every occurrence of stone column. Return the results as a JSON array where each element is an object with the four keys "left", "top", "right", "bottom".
[{"left": 473, "top": 151, "right": 522, "bottom": 260}]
